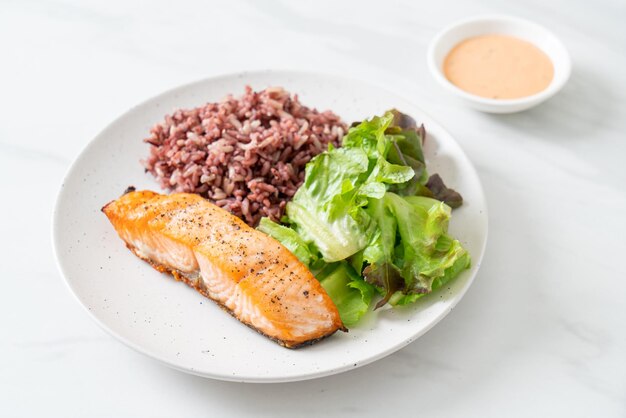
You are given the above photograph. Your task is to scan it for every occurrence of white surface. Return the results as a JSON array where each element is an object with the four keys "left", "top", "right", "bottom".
[
  {"left": 427, "top": 15, "right": 571, "bottom": 113},
  {"left": 53, "top": 71, "right": 488, "bottom": 382},
  {"left": 1, "top": 0, "right": 625, "bottom": 416}
]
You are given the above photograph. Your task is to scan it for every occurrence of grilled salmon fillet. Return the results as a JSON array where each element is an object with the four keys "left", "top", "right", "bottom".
[{"left": 102, "top": 190, "right": 345, "bottom": 348}]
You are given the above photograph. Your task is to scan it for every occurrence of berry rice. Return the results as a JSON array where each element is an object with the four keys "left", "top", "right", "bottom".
[{"left": 143, "top": 86, "right": 346, "bottom": 226}]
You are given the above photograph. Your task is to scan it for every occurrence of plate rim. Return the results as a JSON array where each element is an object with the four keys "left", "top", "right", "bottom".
[{"left": 52, "top": 69, "right": 489, "bottom": 383}]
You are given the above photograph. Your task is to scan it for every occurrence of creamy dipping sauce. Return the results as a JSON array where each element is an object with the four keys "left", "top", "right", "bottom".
[{"left": 443, "top": 34, "right": 554, "bottom": 99}]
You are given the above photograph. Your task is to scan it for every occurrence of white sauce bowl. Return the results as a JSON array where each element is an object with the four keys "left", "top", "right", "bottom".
[{"left": 427, "top": 15, "right": 571, "bottom": 113}]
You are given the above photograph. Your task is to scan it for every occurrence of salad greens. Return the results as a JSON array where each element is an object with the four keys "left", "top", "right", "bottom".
[
  {"left": 317, "top": 263, "right": 376, "bottom": 327},
  {"left": 258, "top": 110, "right": 470, "bottom": 327}
]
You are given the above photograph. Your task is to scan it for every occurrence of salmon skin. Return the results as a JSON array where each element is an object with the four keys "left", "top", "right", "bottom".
[{"left": 102, "top": 190, "right": 345, "bottom": 348}]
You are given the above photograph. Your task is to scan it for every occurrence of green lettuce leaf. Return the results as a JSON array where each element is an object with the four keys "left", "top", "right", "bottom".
[
  {"left": 360, "top": 192, "right": 470, "bottom": 305},
  {"left": 360, "top": 196, "right": 402, "bottom": 308},
  {"left": 385, "top": 111, "right": 427, "bottom": 189},
  {"left": 389, "top": 251, "right": 471, "bottom": 305},
  {"left": 258, "top": 110, "right": 470, "bottom": 324},
  {"left": 286, "top": 146, "right": 375, "bottom": 262},
  {"left": 286, "top": 113, "right": 416, "bottom": 263},
  {"left": 318, "top": 262, "right": 376, "bottom": 327},
  {"left": 257, "top": 217, "right": 315, "bottom": 266}
]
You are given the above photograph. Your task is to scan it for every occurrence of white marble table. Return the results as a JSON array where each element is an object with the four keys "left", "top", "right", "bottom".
[{"left": 1, "top": 0, "right": 625, "bottom": 416}]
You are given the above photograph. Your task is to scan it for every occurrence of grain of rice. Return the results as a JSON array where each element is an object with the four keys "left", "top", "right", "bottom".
[{"left": 143, "top": 86, "right": 346, "bottom": 225}]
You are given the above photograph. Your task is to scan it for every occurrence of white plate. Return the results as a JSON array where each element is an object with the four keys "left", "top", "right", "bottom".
[{"left": 53, "top": 71, "right": 488, "bottom": 383}]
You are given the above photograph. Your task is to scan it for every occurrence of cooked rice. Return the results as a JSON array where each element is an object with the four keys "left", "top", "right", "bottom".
[{"left": 143, "top": 86, "right": 346, "bottom": 226}]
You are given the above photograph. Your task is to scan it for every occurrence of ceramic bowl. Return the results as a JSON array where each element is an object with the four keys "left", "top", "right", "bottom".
[{"left": 427, "top": 15, "right": 571, "bottom": 113}]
